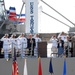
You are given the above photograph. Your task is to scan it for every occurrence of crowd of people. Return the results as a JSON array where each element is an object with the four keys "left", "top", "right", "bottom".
[
  {"left": 50, "top": 32, "right": 72, "bottom": 58},
  {"left": 0, "top": 33, "right": 41, "bottom": 61},
  {"left": 0, "top": 31, "right": 74, "bottom": 61}
]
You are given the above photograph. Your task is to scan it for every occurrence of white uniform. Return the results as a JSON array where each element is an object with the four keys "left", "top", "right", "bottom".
[
  {"left": 1, "top": 37, "right": 10, "bottom": 59},
  {"left": 10, "top": 38, "right": 18, "bottom": 53},
  {"left": 50, "top": 38, "right": 58, "bottom": 58},
  {"left": 17, "top": 37, "right": 21, "bottom": 50},
  {"left": 50, "top": 38, "right": 57, "bottom": 48},
  {"left": 34, "top": 37, "right": 42, "bottom": 56},
  {"left": 18, "top": 37, "right": 27, "bottom": 58}
]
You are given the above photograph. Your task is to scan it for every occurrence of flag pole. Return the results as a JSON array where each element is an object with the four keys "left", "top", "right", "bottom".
[
  {"left": 12, "top": 47, "right": 19, "bottom": 75},
  {"left": 38, "top": 56, "right": 42, "bottom": 75},
  {"left": 23, "top": 58, "right": 28, "bottom": 75},
  {"left": 49, "top": 48, "right": 53, "bottom": 75},
  {"left": 63, "top": 55, "right": 66, "bottom": 75},
  {"left": 50, "top": 58, "right": 53, "bottom": 75},
  {"left": 13, "top": 47, "right": 16, "bottom": 61},
  {"left": 49, "top": 57, "right": 54, "bottom": 75}
]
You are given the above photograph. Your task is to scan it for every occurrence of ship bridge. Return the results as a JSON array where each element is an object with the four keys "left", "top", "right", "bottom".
[{"left": 0, "top": 0, "right": 25, "bottom": 34}]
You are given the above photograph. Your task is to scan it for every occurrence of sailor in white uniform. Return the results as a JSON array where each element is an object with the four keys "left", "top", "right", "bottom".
[
  {"left": 34, "top": 34, "right": 42, "bottom": 56},
  {"left": 9, "top": 34, "right": 18, "bottom": 56},
  {"left": 1, "top": 34, "right": 10, "bottom": 61},
  {"left": 17, "top": 35, "right": 22, "bottom": 52},
  {"left": 18, "top": 33, "right": 27, "bottom": 58}
]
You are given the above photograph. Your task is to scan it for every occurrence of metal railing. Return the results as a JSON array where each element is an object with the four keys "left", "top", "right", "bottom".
[{"left": 0, "top": 42, "right": 72, "bottom": 59}]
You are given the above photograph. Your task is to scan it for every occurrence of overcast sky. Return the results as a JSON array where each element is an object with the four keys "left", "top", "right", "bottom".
[{"left": 4, "top": 0, "right": 75, "bottom": 33}]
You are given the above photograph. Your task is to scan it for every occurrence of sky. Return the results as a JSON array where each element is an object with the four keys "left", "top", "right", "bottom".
[
  {"left": 4, "top": 0, "right": 75, "bottom": 33},
  {"left": 4, "top": 0, "right": 24, "bottom": 14}
]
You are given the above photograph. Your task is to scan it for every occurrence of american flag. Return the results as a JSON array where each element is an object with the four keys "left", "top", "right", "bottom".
[
  {"left": 12, "top": 48, "right": 19, "bottom": 75},
  {"left": 12, "top": 61, "right": 19, "bottom": 75}
]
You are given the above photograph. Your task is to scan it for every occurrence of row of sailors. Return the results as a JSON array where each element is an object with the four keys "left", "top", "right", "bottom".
[{"left": 1, "top": 33, "right": 42, "bottom": 61}]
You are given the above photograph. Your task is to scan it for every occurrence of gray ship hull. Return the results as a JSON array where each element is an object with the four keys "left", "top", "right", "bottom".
[{"left": 0, "top": 57, "right": 75, "bottom": 75}]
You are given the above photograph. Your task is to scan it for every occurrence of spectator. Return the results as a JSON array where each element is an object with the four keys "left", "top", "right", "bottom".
[
  {"left": 50, "top": 35, "right": 58, "bottom": 58},
  {"left": 27, "top": 34, "right": 36, "bottom": 56},
  {"left": 57, "top": 37, "right": 64, "bottom": 57},
  {"left": 64, "top": 35, "right": 72, "bottom": 57},
  {"left": 58, "top": 31, "right": 67, "bottom": 41}
]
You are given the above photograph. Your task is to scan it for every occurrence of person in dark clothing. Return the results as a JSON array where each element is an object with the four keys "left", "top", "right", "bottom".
[
  {"left": 27, "top": 34, "right": 36, "bottom": 56},
  {"left": 0, "top": 41, "right": 4, "bottom": 58},
  {"left": 57, "top": 37, "right": 64, "bottom": 57},
  {"left": 64, "top": 36, "right": 72, "bottom": 57}
]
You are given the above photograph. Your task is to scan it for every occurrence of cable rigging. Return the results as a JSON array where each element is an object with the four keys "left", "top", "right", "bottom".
[
  {"left": 41, "top": 0, "right": 75, "bottom": 27},
  {"left": 42, "top": 11, "right": 71, "bottom": 28}
]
